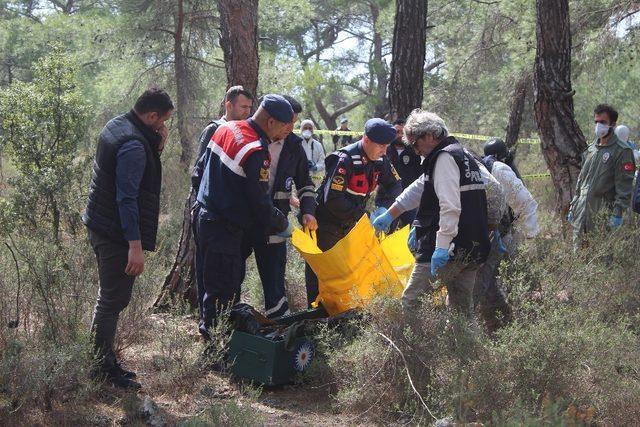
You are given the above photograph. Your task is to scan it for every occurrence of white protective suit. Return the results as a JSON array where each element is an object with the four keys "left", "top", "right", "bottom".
[{"left": 490, "top": 161, "right": 540, "bottom": 238}]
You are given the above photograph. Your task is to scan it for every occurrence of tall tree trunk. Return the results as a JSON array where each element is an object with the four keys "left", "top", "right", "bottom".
[
  {"left": 174, "top": 0, "right": 193, "bottom": 165},
  {"left": 154, "top": 193, "right": 198, "bottom": 309},
  {"left": 370, "top": 1, "right": 388, "bottom": 118},
  {"left": 155, "top": 0, "right": 261, "bottom": 310},
  {"left": 217, "top": 0, "right": 259, "bottom": 96},
  {"left": 533, "top": 0, "right": 586, "bottom": 213},
  {"left": 504, "top": 72, "right": 531, "bottom": 148},
  {"left": 388, "top": 0, "right": 427, "bottom": 121}
]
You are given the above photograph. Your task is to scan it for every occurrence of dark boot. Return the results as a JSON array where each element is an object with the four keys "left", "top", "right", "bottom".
[
  {"left": 91, "top": 366, "right": 141, "bottom": 390},
  {"left": 115, "top": 360, "right": 137, "bottom": 379}
]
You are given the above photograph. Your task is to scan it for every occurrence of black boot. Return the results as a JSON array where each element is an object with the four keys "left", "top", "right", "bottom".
[
  {"left": 91, "top": 366, "right": 141, "bottom": 390},
  {"left": 115, "top": 360, "right": 137, "bottom": 379}
]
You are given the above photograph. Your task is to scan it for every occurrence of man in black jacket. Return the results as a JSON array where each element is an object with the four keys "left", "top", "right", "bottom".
[{"left": 83, "top": 88, "right": 174, "bottom": 389}]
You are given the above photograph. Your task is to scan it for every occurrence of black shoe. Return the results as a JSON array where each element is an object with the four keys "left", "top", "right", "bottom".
[
  {"left": 91, "top": 367, "right": 141, "bottom": 390},
  {"left": 115, "top": 361, "right": 137, "bottom": 379},
  {"left": 107, "top": 373, "right": 142, "bottom": 390}
]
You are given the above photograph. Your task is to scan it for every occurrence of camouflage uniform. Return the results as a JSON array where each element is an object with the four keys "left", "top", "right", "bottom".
[{"left": 569, "top": 134, "right": 635, "bottom": 244}]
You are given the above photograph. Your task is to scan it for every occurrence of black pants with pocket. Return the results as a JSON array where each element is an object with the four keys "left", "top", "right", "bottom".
[
  {"left": 193, "top": 206, "right": 244, "bottom": 339},
  {"left": 88, "top": 229, "right": 136, "bottom": 370}
]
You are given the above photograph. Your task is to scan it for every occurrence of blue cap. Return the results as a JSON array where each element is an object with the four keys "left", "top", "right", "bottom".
[
  {"left": 261, "top": 94, "right": 294, "bottom": 123},
  {"left": 364, "top": 118, "right": 396, "bottom": 145}
]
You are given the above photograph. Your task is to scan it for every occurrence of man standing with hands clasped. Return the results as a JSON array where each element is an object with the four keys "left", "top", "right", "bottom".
[{"left": 83, "top": 88, "right": 174, "bottom": 389}]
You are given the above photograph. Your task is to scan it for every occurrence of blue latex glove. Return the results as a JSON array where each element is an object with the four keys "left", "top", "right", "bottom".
[
  {"left": 609, "top": 216, "right": 623, "bottom": 230},
  {"left": 495, "top": 230, "right": 507, "bottom": 254},
  {"left": 407, "top": 227, "right": 417, "bottom": 251},
  {"left": 276, "top": 222, "right": 294, "bottom": 238},
  {"left": 372, "top": 211, "right": 393, "bottom": 232},
  {"left": 370, "top": 206, "right": 387, "bottom": 222},
  {"left": 430, "top": 247, "right": 450, "bottom": 276},
  {"left": 307, "top": 160, "right": 314, "bottom": 169}
]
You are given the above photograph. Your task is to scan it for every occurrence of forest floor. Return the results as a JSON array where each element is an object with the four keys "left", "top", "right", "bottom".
[{"left": 32, "top": 312, "right": 360, "bottom": 427}]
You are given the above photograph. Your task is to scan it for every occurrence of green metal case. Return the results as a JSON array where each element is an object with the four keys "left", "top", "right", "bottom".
[{"left": 227, "top": 331, "right": 314, "bottom": 386}]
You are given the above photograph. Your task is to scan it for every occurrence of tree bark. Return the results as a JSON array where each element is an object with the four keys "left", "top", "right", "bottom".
[
  {"left": 533, "top": 0, "right": 586, "bottom": 213},
  {"left": 314, "top": 97, "right": 364, "bottom": 131},
  {"left": 154, "top": 193, "right": 198, "bottom": 309},
  {"left": 217, "top": 0, "right": 259, "bottom": 96},
  {"left": 370, "top": 1, "right": 388, "bottom": 118},
  {"left": 504, "top": 72, "right": 531, "bottom": 148},
  {"left": 388, "top": 0, "right": 428, "bottom": 121},
  {"left": 155, "top": 0, "right": 261, "bottom": 311},
  {"left": 174, "top": 0, "right": 193, "bottom": 165}
]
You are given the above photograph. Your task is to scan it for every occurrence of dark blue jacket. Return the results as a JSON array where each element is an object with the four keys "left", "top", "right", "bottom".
[
  {"left": 270, "top": 133, "right": 317, "bottom": 219},
  {"left": 414, "top": 136, "right": 490, "bottom": 264},
  {"left": 316, "top": 141, "right": 402, "bottom": 228},
  {"left": 376, "top": 143, "right": 422, "bottom": 208},
  {"left": 83, "top": 111, "right": 162, "bottom": 251},
  {"left": 193, "top": 119, "right": 288, "bottom": 234}
]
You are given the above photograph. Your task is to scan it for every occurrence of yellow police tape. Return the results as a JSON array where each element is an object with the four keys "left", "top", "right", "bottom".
[
  {"left": 293, "top": 128, "right": 542, "bottom": 144},
  {"left": 521, "top": 173, "right": 551, "bottom": 179}
]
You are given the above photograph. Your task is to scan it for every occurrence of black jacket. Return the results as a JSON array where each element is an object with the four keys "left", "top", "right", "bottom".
[
  {"left": 376, "top": 143, "right": 422, "bottom": 208},
  {"left": 271, "top": 133, "right": 317, "bottom": 219},
  {"left": 83, "top": 111, "right": 162, "bottom": 251},
  {"left": 316, "top": 141, "right": 402, "bottom": 229},
  {"left": 414, "top": 136, "right": 490, "bottom": 264}
]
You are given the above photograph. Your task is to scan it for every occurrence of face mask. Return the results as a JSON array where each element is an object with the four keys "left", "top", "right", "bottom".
[
  {"left": 302, "top": 130, "right": 312, "bottom": 139},
  {"left": 595, "top": 123, "right": 610, "bottom": 138}
]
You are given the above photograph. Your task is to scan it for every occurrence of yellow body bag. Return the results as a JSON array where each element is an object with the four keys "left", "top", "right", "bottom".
[{"left": 291, "top": 214, "right": 415, "bottom": 315}]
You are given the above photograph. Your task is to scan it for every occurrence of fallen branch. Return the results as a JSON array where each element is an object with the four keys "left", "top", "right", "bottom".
[{"left": 377, "top": 332, "right": 438, "bottom": 421}]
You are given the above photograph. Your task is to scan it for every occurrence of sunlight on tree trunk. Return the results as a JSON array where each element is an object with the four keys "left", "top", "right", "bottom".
[
  {"left": 155, "top": 0, "right": 261, "bottom": 310},
  {"left": 217, "top": 0, "right": 259, "bottom": 96},
  {"left": 389, "top": 0, "right": 427, "bottom": 121},
  {"left": 533, "top": 0, "right": 586, "bottom": 213}
]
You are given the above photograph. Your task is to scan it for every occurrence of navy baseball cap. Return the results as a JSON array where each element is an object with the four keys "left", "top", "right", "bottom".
[
  {"left": 261, "top": 94, "right": 294, "bottom": 123},
  {"left": 364, "top": 118, "right": 396, "bottom": 145}
]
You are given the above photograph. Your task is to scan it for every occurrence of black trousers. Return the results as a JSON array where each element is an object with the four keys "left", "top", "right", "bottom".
[
  {"left": 88, "top": 229, "right": 135, "bottom": 370},
  {"left": 252, "top": 239, "right": 289, "bottom": 318},
  {"left": 304, "top": 221, "right": 352, "bottom": 307},
  {"left": 193, "top": 206, "right": 244, "bottom": 339}
]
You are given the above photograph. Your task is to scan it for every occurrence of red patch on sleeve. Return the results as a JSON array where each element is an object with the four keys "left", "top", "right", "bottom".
[{"left": 623, "top": 162, "right": 635, "bottom": 172}]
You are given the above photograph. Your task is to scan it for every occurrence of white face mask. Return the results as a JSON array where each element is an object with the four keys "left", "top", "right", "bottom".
[
  {"left": 595, "top": 122, "right": 610, "bottom": 138},
  {"left": 301, "top": 129, "right": 313, "bottom": 139}
]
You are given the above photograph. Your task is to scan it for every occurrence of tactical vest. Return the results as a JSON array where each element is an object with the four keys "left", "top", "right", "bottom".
[
  {"left": 83, "top": 112, "right": 162, "bottom": 251},
  {"left": 339, "top": 141, "right": 382, "bottom": 197},
  {"left": 316, "top": 142, "right": 383, "bottom": 227},
  {"left": 414, "top": 137, "right": 490, "bottom": 264}
]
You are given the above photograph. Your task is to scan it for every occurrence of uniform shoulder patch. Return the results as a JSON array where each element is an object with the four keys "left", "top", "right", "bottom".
[{"left": 623, "top": 162, "right": 635, "bottom": 172}]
